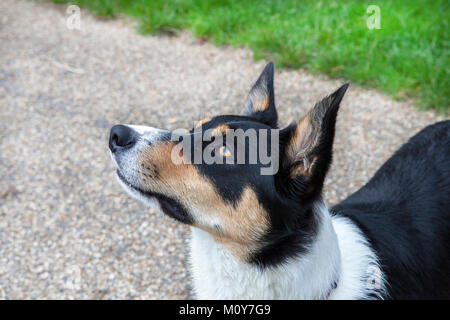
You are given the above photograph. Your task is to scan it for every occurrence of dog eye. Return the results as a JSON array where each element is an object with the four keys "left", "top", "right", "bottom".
[{"left": 218, "top": 146, "right": 232, "bottom": 157}]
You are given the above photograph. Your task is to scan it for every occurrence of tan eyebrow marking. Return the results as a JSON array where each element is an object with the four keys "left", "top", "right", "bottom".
[{"left": 194, "top": 118, "right": 211, "bottom": 129}]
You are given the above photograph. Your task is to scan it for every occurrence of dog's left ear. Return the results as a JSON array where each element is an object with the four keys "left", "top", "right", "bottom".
[
  {"left": 278, "top": 83, "right": 349, "bottom": 201},
  {"left": 242, "top": 62, "right": 278, "bottom": 127}
]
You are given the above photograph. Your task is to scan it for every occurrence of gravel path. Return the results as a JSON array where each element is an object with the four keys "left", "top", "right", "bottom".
[{"left": 0, "top": 0, "right": 443, "bottom": 299}]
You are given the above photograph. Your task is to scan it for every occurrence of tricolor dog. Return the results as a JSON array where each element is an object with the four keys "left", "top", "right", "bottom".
[{"left": 109, "top": 63, "right": 450, "bottom": 299}]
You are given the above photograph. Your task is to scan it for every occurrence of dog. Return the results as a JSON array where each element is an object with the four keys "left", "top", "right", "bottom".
[{"left": 109, "top": 63, "right": 450, "bottom": 299}]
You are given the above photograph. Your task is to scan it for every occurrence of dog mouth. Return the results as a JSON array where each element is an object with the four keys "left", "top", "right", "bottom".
[
  {"left": 115, "top": 169, "right": 192, "bottom": 224},
  {"left": 116, "top": 169, "right": 145, "bottom": 193}
]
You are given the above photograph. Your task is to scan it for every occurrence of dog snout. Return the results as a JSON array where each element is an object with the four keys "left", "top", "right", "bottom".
[{"left": 109, "top": 125, "right": 137, "bottom": 153}]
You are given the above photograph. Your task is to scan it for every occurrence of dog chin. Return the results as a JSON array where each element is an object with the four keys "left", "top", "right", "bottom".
[{"left": 115, "top": 170, "right": 163, "bottom": 212}]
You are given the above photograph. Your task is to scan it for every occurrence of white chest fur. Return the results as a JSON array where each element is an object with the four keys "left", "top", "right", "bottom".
[{"left": 189, "top": 203, "right": 386, "bottom": 300}]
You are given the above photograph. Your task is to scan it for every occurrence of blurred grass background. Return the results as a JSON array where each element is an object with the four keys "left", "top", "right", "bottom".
[{"left": 52, "top": 0, "right": 449, "bottom": 112}]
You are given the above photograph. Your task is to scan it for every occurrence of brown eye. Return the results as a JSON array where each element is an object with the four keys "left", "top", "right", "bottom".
[{"left": 218, "top": 146, "right": 232, "bottom": 157}]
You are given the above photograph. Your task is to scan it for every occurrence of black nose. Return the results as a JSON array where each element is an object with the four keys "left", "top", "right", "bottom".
[{"left": 109, "top": 125, "right": 136, "bottom": 152}]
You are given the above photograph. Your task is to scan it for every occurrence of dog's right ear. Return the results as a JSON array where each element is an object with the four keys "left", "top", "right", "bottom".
[
  {"left": 241, "top": 62, "right": 278, "bottom": 127},
  {"left": 278, "top": 84, "right": 349, "bottom": 202}
]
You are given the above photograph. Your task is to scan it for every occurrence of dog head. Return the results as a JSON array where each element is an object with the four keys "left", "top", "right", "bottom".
[{"left": 109, "top": 63, "right": 348, "bottom": 265}]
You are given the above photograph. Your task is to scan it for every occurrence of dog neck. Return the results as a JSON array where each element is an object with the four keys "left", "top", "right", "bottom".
[
  {"left": 189, "top": 200, "right": 344, "bottom": 299},
  {"left": 189, "top": 199, "right": 386, "bottom": 299}
]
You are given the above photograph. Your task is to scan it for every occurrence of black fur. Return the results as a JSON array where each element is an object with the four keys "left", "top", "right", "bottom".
[
  {"left": 115, "top": 62, "right": 450, "bottom": 298},
  {"left": 332, "top": 120, "right": 450, "bottom": 299},
  {"left": 193, "top": 115, "right": 319, "bottom": 268},
  {"left": 189, "top": 69, "right": 348, "bottom": 268},
  {"left": 191, "top": 65, "right": 450, "bottom": 297}
]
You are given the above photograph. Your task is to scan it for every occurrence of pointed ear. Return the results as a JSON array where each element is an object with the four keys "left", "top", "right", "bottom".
[
  {"left": 279, "top": 83, "right": 349, "bottom": 200},
  {"left": 241, "top": 62, "right": 278, "bottom": 127}
]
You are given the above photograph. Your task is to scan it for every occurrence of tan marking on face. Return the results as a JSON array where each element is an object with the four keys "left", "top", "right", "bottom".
[
  {"left": 207, "top": 187, "right": 269, "bottom": 260},
  {"left": 136, "top": 142, "right": 269, "bottom": 261},
  {"left": 194, "top": 118, "right": 211, "bottom": 129},
  {"left": 211, "top": 124, "right": 230, "bottom": 136}
]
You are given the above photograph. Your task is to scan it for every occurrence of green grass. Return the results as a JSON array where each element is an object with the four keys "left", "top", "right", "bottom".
[{"left": 52, "top": 0, "right": 449, "bottom": 112}]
